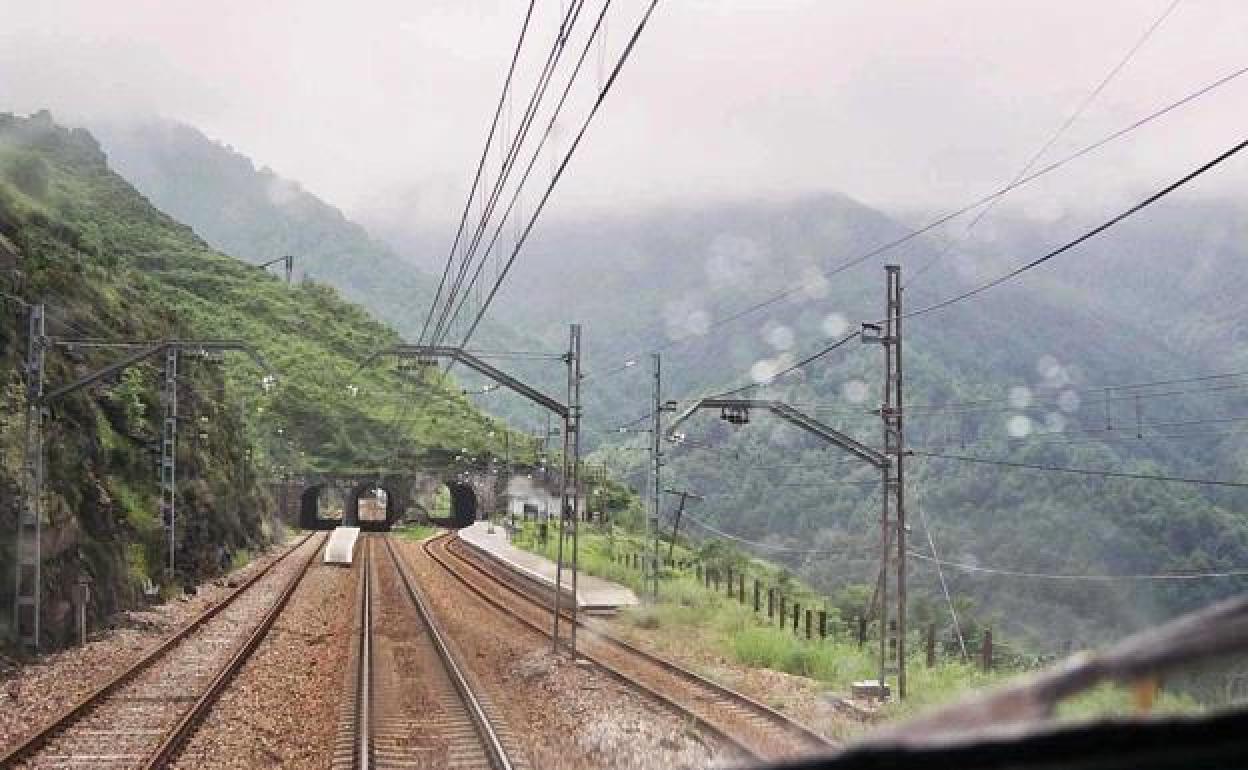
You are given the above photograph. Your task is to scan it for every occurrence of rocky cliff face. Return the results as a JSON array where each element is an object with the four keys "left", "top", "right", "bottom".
[{"left": 0, "top": 111, "right": 516, "bottom": 650}]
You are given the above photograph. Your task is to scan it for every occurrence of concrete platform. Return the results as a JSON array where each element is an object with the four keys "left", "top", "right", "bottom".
[
  {"left": 324, "top": 526, "right": 360, "bottom": 565},
  {"left": 457, "top": 522, "right": 639, "bottom": 613}
]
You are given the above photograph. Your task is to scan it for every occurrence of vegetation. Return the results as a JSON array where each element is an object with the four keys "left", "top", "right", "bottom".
[
  {"left": 0, "top": 111, "right": 522, "bottom": 648},
  {"left": 392, "top": 523, "right": 442, "bottom": 542},
  {"left": 90, "top": 114, "right": 1248, "bottom": 652}
]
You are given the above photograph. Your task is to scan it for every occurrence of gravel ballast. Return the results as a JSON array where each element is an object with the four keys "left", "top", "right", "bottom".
[
  {"left": 396, "top": 536, "right": 738, "bottom": 770},
  {"left": 169, "top": 554, "right": 359, "bottom": 769},
  {"left": 0, "top": 534, "right": 304, "bottom": 753}
]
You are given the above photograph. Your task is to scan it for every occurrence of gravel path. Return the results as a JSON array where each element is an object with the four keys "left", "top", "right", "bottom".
[
  {"left": 0, "top": 535, "right": 304, "bottom": 753},
  {"left": 396, "top": 536, "right": 738, "bottom": 770},
  {"left": 169, "top": 554, "right": 359, "bottom": 769}
]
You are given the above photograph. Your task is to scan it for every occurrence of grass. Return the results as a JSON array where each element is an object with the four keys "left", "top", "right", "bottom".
[
  {"left": 392, "top": 523, "right": 442, "bottom": 542},
  {"left": 229, "top": 548, "right": 251, "bottom": 571},
  {"left": 508, "top": 521, "right": 1208, "bottom": 728}
]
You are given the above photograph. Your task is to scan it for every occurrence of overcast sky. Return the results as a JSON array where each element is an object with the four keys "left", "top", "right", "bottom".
[{"left": 1, "top": 0, "right": 1246, "bottom": 229}]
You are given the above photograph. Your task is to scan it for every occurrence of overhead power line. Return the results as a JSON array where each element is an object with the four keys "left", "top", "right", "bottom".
[
  {"left": 710, "top": 329, "right": 860, "bottom": 399},
  {"left": 902, "top": 136, "right": 1248, "bottom": 320},
  {"left": 677, "top": 508, "right": 870, "bottom": 556},
  {"left": 430, "top": 0, "right": 592, "bottom": 347},
  {"left": 449, "top": 0, "right": 662, "bottom": 357},
  {"left": 907, "top": 0, "right": 1184, "bottom": 285},
  {"left": 581, "top": 64, "right": 1248, "bottom": 374},
  {"left": 419, "top": 0, "right": 538, "bottom": 346},
  {"left": 911, "top": 449, "right": 1248, "bottom": 489},
  {"left": 908, "top": 550, "right": 1248, "bottom": 582}
]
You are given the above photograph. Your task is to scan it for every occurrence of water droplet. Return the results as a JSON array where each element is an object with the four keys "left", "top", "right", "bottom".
[
  {"left": 763, "top": 322, "right": 795, "bottom": 351},
  {"left": 842, "top": 379, "right": 869, "bottom": 404},
  {"left": 750, "top": 359, "right": 778, "bottom": 384},
  {"left": 1007, "top": 415, "right": 1032, "bottom": 437},
  {"left": 1008, "top": 386, "right": 1032, "bottom": 409},
  {"left": 1044, "top": 412, "right": 1066, "bottom": 433},
  {"left": 1057, "top": 389, "right": 1081, "bottom": 413},
  {"left": 822, "top": 313, "right": 848, "bottom": 338},
  {"left": 1037, "top": 355, "right": 1060, "bottom": 379},
  {"left": 798, "top": 266, "right": 830, "bottom": 300}
]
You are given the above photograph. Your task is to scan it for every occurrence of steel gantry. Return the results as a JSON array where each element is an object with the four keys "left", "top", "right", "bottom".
[
  {"left": 664, "top": 266, "right": 909, "bottom": 699},
  {"left": 664, "top": 395, "right": 896, "bottom": 688},
  {"left": 357, "top": 326, "right": 586, "bottom": 656},
  {"left": 12, "top": 335, "right": 273, "bottom": 651}
]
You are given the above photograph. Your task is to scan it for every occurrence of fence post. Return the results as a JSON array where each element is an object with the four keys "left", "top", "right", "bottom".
[
  {"left": 725, "top": 567, "right": 733, "bottom": 595},
  {"left": 792, "top": 603, "right": 801, "bottom": 633},
  {"left": 982, "top": 628, "right": 993, "bottom": 672},
  {"left": 753, "top": 580, "right": 761, "bottom": 613},
  {"left": 819, "top": 610, "right": 827, "bottom": 639},
  {"left": 767, "top": 588, "right": 775, "bottom": 619},
  {"left": 779, "top": 596, "right": 786, "bottom": 627},
  {"left": 926, "top": 624, "right": 936, "bottom": 668},
  {"left": 805, "top": 609, "right": 813, "bottom": 640},
  {"left": 738, "top": 573, "right": 745, "bottom": 604},
  {"left": 857, "top": 615, "right": 866, "bottom": 647}
]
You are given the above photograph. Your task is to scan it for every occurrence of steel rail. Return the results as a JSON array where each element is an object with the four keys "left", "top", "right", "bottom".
[
  {"left": 382, "top": 535, "right": 515, "bottom": 770},
  {"left": 443, "top": 534, "right": 833, "bottom": 754},
  {"left": 144, "top": 532, "right": 325, "bottom": 767},
  {"left": 427, "top": 533, "right": 834, "bottom": 762},
  {"left": 0, "top": 532, "right": 317, "bottom": 767}
]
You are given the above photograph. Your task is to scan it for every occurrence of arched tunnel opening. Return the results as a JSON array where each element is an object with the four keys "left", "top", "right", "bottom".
[
  {"left": 299, "top": 484, "right": 348, "bottom": 530},
  {"left": 426, "top": 480, "right": 478, "bottom": 529},
  {"left": 346, "top": 483, "right": 401, "bottom": 532}
]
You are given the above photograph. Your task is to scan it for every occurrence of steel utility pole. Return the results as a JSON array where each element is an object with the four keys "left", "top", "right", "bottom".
[
  {"left": 552, "top": 324, "right": 582, "bottom": 655},
  {"left": 259, "top": 255, "right": 295, "bottom": 286},
  {"left": 13, "top": 303, "right": 45, "bottom": 650},
  {"left": 876, "top": 264, "right": 907, "bottom": 698},
  {"left": 160, "top": 347, "right": 179, "bottom": 574},
  {"left": 664, "top": 487, "right": 703, "bottom": 562},
  {"left": 649, "top": 353, "right": 662, "bottom": 600}
]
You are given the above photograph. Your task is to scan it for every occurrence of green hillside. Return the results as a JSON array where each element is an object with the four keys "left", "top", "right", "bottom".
[
  {"left": 91, "top": 120, "right": 547, "bottom": 400},
  {"left": 87, "top": 115, "right": 1248, "bottom": 650},
  {"left": 470, "top": 194, "right": 1248, "bottom": 649},
  {"left": 0, "top": 111, "right": 520, "bottom": 648}
]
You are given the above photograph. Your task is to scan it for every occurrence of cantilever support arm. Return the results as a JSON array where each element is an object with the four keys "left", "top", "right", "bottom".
[
  {"left": 43, "top": 339, "right": 277, "bottom": 404},
  {"left": 665, "top": 396, "right": 888, "bottom": 469},
  {"left": 358, "top": 344, "right": 569, "bottom": 418}
]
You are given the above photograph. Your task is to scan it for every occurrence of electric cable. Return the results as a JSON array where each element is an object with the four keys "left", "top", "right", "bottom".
[
  {"left": 907, "top": 0, "right": 1184, "bottom": 285},
  {"left": 908, "top": 549, "right": 1248, "bottom": 581},
  {"left": 418, "top": 0, "right": 538, "bottom": 346},
  {"left": 579, "top": 64, "right": 1248, "bottom": 375},
  {"left": 429, "top": 0, "right": 591, "bottom": 346},
  {"left": 910, "top": 448, "right": 1248, "bottom": 488},
  {"left": 448, "top": 0, "right": 662, "bottom": 358},
  {"left": 901, "top": 136, "right": 1248, "bottom": 321}
]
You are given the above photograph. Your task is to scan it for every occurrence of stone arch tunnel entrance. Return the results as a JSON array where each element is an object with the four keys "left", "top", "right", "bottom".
[
  {"left": 344, "top": 482, "right": 400, "bottom": 531},
  {"left": 299, "top": 477, "right": 406, "bottom": 531},
  {"left": 425, "top": 480, "right": 478, "bottom": 529}
]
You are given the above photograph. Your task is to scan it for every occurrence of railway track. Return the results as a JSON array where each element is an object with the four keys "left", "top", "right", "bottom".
[
  {"left": 426, "top": 532, "right": 836, "bottom": 765},
  {"left": 333, "top": 535, "right": 521, "bottom": 770},
  {"left": 1, "top": 532, "right": 324, "bottom": 769}
]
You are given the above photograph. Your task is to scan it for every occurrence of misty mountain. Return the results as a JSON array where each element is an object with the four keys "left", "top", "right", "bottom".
[
  {"left": 91, "top": 119, "right": 556, "bottom": 430},
  {"left": 93, "top": 115, "right": 1248, "bottom": 648},
  {"left": 377, "top": 190, "right": 1248, "bottom": 647}
]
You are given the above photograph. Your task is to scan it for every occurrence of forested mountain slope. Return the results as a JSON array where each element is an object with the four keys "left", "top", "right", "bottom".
[
  {"left": 0, "top": 111, "right": 514, "bottom": 648},
  {"left": 92, "top": 120, "right": 543, "bottom": 390},
  {"left": 91, "top": 112, "right": 1248, "bottom": 648},
  {"left": 385, "top": 191, "right": 1248, "bottom": 648}
]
